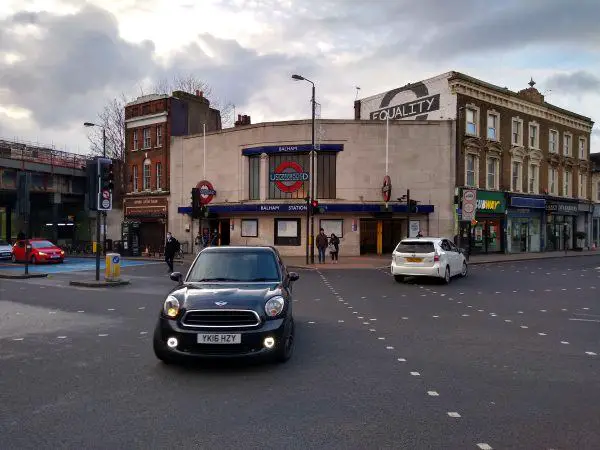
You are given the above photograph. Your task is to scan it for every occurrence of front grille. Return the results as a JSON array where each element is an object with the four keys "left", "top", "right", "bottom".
[{"left": 182, "top": 310, "right": 261, "bottom": 328}]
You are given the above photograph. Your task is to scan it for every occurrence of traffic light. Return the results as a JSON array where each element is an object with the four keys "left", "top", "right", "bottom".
[
  {"left": 97, "top": 157, "right": 113, "bottom": 211},
  {"left": 408, "top": 199, "right": 418, "bottom": 213},
  {"left": 311, "top": 200, "right": 325, "bottom": 215}
]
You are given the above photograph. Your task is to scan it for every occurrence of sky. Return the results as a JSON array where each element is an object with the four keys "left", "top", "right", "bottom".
[{"left": 1, "top": 0, "right": 599, "bottom": 154}]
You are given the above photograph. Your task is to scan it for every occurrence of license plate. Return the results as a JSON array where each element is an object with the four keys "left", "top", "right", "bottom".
[
  {"left": 405, "top": 257, "right": 423, "bottom": 263},
  {"left": 51, "top": 255, "right": 60, "bottom": 259},
  {"left": 197, "top": 334, "right": 241, "bottom": 344}
]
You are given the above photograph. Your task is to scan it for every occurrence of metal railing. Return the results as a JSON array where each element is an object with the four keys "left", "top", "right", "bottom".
[{"left": 0, "top": 138, "right": 91, "bottom": 170}]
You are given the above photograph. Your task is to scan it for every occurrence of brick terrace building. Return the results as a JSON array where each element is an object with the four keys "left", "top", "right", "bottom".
[
  {"left": 123, "top": 90, "right": 221, "bottom": 256},
  {"left": 355, "top": 71, "right": 595, "bottom": 254}
]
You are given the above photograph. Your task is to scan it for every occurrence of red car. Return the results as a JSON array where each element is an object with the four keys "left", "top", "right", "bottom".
[{"left": 12, "top": 239, "right": 65, "bottom": 264}]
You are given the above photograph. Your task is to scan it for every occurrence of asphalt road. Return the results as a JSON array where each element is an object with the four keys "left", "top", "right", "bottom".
[{"left": 1, "top": 255, "right": 599, "bottom": 449}]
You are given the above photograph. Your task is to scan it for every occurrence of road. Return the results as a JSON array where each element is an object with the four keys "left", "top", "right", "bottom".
[{"left": 1, "top": 255, "right": 599, "bottom": 449}]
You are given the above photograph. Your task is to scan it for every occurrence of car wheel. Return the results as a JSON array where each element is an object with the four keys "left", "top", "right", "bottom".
[
  {"left": 460, "top": 262, "right": 468, "bottom": 278},
  {"left": 152, "top": 328, "right": 178, "bottom": 365},
  {"left": 394, "top": 275, "right": 405, "bottom": 283},
  {"left": 275, "top": 318, "right": 295, "bottom": 363},
  {"left": 442, "top": 266, "right": 451, "bottom": 284}
]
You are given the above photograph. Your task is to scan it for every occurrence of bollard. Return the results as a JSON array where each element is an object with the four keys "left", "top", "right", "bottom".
[{"left": 105, "top": 253, "right": 121, "bottom": 282}]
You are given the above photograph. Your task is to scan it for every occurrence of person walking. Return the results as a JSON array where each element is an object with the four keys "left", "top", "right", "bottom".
[
  {"left": 329, "top": 233, "right": 340, "bottom": 263},
  {"left": 316, "top": 228, "right": 328, "bottom": 264},
  {"left": 164, "top": 232, "right": 180, "bottom": 273}
]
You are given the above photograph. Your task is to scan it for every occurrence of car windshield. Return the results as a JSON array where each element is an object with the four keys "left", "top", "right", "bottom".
[
  {"left": 31, "top": 240, "right": 55, "bottom": 249},
  {"left": 395, "top": 241, "right": 435, "bottom": 254},
  {"left": 187, "top": 250, "right": 281, "bottom": 282}
]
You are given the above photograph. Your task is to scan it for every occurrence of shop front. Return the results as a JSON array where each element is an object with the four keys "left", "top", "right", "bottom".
[
  {"left": 123, "top": 196, "right": 168, "bottom": 256},
  {"left": 544, "top": 199, "right": 578, "bottom": 251},
  {"left": 592, "top": 205, "right": 600, "bottom": 249},
  {"left": 459, "top": 190, "right": 506, "bottom": 254},
  {"left": 506, "top": 195, "right": 545, "bottom": 253}
]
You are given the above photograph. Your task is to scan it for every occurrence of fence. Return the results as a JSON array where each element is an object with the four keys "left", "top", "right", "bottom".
[{"left": 0, "top": 138, "right": 91, "bottom": 170}]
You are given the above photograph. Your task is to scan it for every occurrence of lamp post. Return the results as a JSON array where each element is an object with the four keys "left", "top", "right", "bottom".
[
  {"left": 84, "top": 122, "right": 106, "bottom": 281},
  {"left": 292, "top": 74, "right": 316, "bottom": 264}
]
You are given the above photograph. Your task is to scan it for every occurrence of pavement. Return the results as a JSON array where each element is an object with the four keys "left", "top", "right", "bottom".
[{"left": 1, "top": 255, "right": 599, "bottom": 449}]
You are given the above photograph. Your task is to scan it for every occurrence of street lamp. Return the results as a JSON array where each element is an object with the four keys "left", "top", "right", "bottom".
[
  {"left": 292, "top": 74, "right": 316, "bottom": 265},
  {"left": 84, "top": 121, "right": 106, "bottom": 281}
]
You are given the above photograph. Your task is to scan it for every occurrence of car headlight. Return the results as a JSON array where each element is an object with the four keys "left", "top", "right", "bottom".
[
  {"left": 163, "top": 295, "right": 180, "bottom": 318},
  {"left": 38, "top": 252, "right": 46, "bottom": 256},
  {"left": 265, "top": 296, "right": 285, "bottom": 317}
]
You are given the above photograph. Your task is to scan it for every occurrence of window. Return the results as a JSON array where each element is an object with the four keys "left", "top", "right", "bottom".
[
  {"left": 549, "top": 130, "right": 558, "bottom": 153},
  {"left": 563, "top": 169, "right": 571, "bottom": 197},
  {"left": 465, "top": 154, "right": 477, "bottom": 187},
  {"left": 317, "top": 152, "right": 337, "bottom": 199},
  {"left": 579, "top": 173, "right": 587, "bottom": 198},
  {"left": 529, "top": 123, "right": 539, "bottom": 148},
  {"left": 395, "top": 241, "right": 435, "bottom": 254},
  {"left": 133, "top": 130, "right": 138, "bottom": 150},
  {"left": 132, "top": 165, "right": 138, "bottom": 191},
  {"left": 548, "top": 167, "right": 557, "bottom": 195},
  {"left": 320, "top": 219, "right": 343, "bottom": 238},
  {"left": 268, "top": 153, "right": 310, "bottom": 200},
  {"left": 274, "top": 218, "right": 301, "bottom": 246},
  {"left": 512, "top": 119, "right": 523, "bottom": 146},
  {"left": 143, "top": 159, "right": 151, "bottom": 190},
  {"left": 529, "top": 164, "right": 538, "bottom": 194},
  {"left": 156, "top": 126, "right": 162, "bottom": 147},
  {"left": 466, "top": 108, "right": 477, "bottom": 135},
  {"left": 487, "top": 113, "right": 498, "bottom": 140},
  {"left": 156, "top": 162, "right": 162, "bottom": 190},
  {"left": 241, "top": 219, "right": 259, "bottom": 237},
  {"left": 564, "top": 134, "right": 571, "bottom": 156},
  {"left": 512, "top": 161, "right": 522, "bottom": 192},
  {"left": 579, "top": 137, "right": 586, "bottom": 159},
  {"left": 248, "top": 156, "right": 260, "bottom": 200},
  {"left": 143, "top": 128, "right": 151, "bottom": 149},
  {"left": 486, "top": 157, "right": 499, "bottom": 190}
]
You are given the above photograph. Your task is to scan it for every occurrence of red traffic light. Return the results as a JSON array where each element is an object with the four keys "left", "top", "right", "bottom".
[{"left": 311, "top": 200, "right": 319, "bottom": 208}]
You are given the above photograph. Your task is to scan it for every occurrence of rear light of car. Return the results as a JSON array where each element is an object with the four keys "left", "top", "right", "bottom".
[{"left": 434, "top": 254, "right": 440, "bottom": 262}]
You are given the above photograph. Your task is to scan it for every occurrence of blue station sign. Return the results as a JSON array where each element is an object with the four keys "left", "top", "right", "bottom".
[{"left": 242, "top": 144, "right": 344, "bottom": 156}]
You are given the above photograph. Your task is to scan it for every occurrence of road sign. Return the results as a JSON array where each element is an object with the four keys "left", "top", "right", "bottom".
[
  {"left": 101, "top": 199, "right": 110, "bottom": 209},
  {"left": 461, "top": 189, "right": 477, "bottom": 221},
  {"left": 102, "top": 190, "right": 110, "bottom": 200},
  {"left": 97, "top": 190, "right": 112, "bottom": 211}
]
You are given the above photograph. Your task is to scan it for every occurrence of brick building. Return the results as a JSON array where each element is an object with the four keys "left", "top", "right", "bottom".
[
  {"left": 355, "top": 71, "right": 595, "bottom": 254},
  {"left": 122, "top": 90, "right": 221, "bottom": 256}
]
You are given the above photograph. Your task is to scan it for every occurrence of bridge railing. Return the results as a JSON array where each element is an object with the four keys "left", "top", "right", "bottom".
[{"left": 0, "top": 139, "right": 91, "bottom": 170}]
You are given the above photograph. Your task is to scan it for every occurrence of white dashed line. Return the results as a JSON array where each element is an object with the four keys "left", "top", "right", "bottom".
[
  {"left": 410, "top": 372, "right": 420, "bottom": 376},
  {"left": 447, "top": 412, "right": 461, "bottom": 418},
  {"left": 520, "top": 326, "right": 529, "bottom": 329},
  {"left": 495, "top": 292, "right": 501, "bottom": 294},
  {"left": 138, "top": 307, "right": 145, "bottom": 310},
  {"left": 432, "top": 315, "right": 439, "bottom": 318},
  {"left": 538, "top": 333, "right": 547, "bottom": 336},
  {"left": 583, "top": 307, "right": 590, "bottom": 310},
  {"left": 358, "top": 316, "right": 364, "bottom": 319},
  {"left": 561, "top": 341, "right": 569, "bottom": 345},
  {"left": 477, "top": 444, "right": 493, "bottom": 450},
  {"left": 57, "top": 336, "right": 67, "bottom": 339},
  {"left": 540, "top": 310, "right": 547, "bottom": 312},
  {"left": 462, "top": 314, "right": 470, "bottom": 317},
  {"left": 353, "top": 311, "right": 358, "bottom": 314},
  {"left": 397, "top": 358, "right": 406, "bottom": 362},
  {"left": 517, "top": 311, "right": 524, "bottom": 314},
  {"left": 585, "top": 352, "right": 597, "bottom": 356},
  {"left": 370, "top": 318, "right": 377, "bottom": 321},
  {"left": 338, "top": 320, "right": 345, "bottom": 323},
  {"left": 49, "top": 311, "right": 56, "bottom": 315},
  {"left": 77, "top": 310, "right": 85, "bottom": 313},
  {"left": 140, "top": 331, "right": 148, "bottom": 335},
  {"left": 427, "top": 391, "right": 439, "bottom": 396},
  {"left": 98, "top": 334, "right": 108, "bottom": 337},
  {"left": 369, "top": 329, "right": 376, "bottom": 332},
  {"left": 402, "top": 317, "right": 409, "bottom": 320},
  {"left": 12, "top": 338, "right": 24, "bottom": 341},
  {"left": 107, "top": 308, "right": 115, "bottom": 311},
  {"left": 386, "top": 346, "right": 394, "bottom": 350},
  {"left": 504, "top": 319, "right": 512, "bottom": 323},
  {"left": 363, "top": 322, "right": 370, "bottom": 325},
  {"left": 378, "top": 337, "right": 385, "bottom": 340},
  {"left": 308, "top": 321, "right": 316, "bottom": 324}
]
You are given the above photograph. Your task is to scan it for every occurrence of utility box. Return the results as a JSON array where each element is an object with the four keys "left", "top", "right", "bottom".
[{"left": 105, "top": 253, "right": 121, "bottom": 281}]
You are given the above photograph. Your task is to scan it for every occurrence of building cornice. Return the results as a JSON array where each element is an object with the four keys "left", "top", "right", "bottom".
[{"left": 450, "top": 80, "right": 593, "bottom": 134}]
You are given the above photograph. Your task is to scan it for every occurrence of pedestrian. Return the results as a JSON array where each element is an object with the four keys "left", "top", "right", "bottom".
[
  {"left": 194, "top": 232, "right": 202, "bottom": 254},
  {"left": 17, "top": 230, "right": 25, "bottom": 241},
  {"left": 316, "top": 228, "right": 328, "bottom": 264},
  {"left": 416, "top": 231, "right": 423, "bottom": 238},
  {"left": 329, "top": 233, "right": 340, "bottom": 263},
  {"left": 164, "top": 231, "right": 180, "bottom": 273}
]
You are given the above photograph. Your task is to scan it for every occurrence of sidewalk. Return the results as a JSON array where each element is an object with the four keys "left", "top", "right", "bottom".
[{"left": 282, "top": 249, "right": 600, "bottom": 270}]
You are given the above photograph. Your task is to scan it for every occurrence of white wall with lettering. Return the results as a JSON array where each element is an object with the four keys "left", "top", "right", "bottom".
[{"left": 359, "top": 72, "right": 457, "bottom": 122}]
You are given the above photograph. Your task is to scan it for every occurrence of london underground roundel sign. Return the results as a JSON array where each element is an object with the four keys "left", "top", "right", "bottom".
[
  {"left": 196, "top": 180, "right": 216, "bottom": 205},
  {"left": 270, "top": 161, "right": 309, "bottom": 193}
]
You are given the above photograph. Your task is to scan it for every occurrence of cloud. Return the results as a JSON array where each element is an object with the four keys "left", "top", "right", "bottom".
[{"left": 545, "top": 71, "right": 600, "bottom": 94}]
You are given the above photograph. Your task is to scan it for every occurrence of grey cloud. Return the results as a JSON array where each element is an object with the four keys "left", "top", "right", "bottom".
[{"left": 545, "top": 71, "right": 600, "bottom": 94}]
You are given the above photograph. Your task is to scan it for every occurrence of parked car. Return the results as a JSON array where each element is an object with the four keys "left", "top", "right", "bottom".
[
  {"left": 153, "top": 246, "right": 299, "bottom": 365},
  {"left": 391, "top": 237, "right": 467, "bottom": 284},
  {"left": 11, "top": 239, "right": 65, "bottom": 264},
  {"left": 0, "top": 240, "right": 12, "bottom": 260}
]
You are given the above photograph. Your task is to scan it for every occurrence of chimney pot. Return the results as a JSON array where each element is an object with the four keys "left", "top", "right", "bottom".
[{"left": 196, "top": 90, "right": 200, "bottom": 96}]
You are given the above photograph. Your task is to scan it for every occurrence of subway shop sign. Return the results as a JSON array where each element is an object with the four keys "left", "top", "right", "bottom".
[{"left": 474, "top": 190, "right": 506, "bottom": 213}]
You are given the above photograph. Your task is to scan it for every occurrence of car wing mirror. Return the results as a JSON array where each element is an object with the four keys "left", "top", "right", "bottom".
[
  {"left": 170, "top": 272, "right": 183, "bottom": 284},
  {"left": 288, "top": 272, "right": 300, "bottom": 282}
]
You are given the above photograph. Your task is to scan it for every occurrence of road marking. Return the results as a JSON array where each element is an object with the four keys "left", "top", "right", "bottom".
[
  {"left": 545, "top": 289, "right": 552, "bottom": 292},
  {"left": 338, "top": 320, "right": 344, "bottom": 323},
  {"left": 561, "top": 309, "right": 567, "bottom": 311},
  {"left": 576, "top": 288, "right": 582, "bottom": 290},
  {"left": 440, "top": 294, "right": 446, "bottom": 297},
  {"left": 459, "top": 292, "right": 464, "bottom": 295},
  {"left": 358, "top": 316, "right": 364, "bottom": 319},
  {"left": 447, "top": 412, "right": 461, "bottom": 418},
  {"left": 468, "top": 305, "right": 473, "bottom": 308},
  {"left": 57, "top": 336, "right": 67, "bottom": 339},
  {"left": 570, "top": 318, "right": 600, "bottom": 323},
  {"left": 512, "top": 290, "right": 517, "bottom": 293},
  {"left": 353, "top": 311, "right": 358, "bottom": 314},
  {"left": 386, "top": 346, "right": 394, "bottom": 350},
  {"left": 540, "top": 310, "right": 547, "bottom": 312},
  {"left": 107, "top": 308, "right": 115, "bottom": 311},
  {"left": 585, "top": 352, "right": 597, "bottom": 356},
  {"left": 49, "top": 311, "right": 56, "bottom": 314},
  {"left": 462, "top": 314, "right": 469, "bottom": 317},
  {"left": 529, "top": 289, "right": 535, "bottom": 292},
  {"left": 98, "top": 334, "right": 108, "bottom": 337},
  {"left": 538, "top": 333, "right": 547, "bottom": 336},
  {"left": 370, "top": 318, "right": 377, "bottom": 321},
  {"left": 13, "top": 338, "right": 24, "bottom": 341},
  {"left": 402, "top": 317, "right": 409, "bottom": 320},
  {"left": 478, "top": 309, "right": 484, "bottom": 312},
  {"left": 347, "top": 306, "right": 353, "bottom": 309},
  {"left": 363, "top": 322, "right": 370, "bottom": 325},
  {"left": 561, "top": 341, "right": 569, "bottom": 345},
  {"left": 378, "top": 337, "right": 385, "bottom": 340},
  {"left": 562, "top": 288, "right": 567, "bottom": 291},
  {"left": 308, "top": 321, "right": 316, "bottom": 324},
  {"left": 520, "top": 326, "right": 528, "bottom": 329},
  {"left": 397, "top": 358, "right": 406, "bottom": 362},
  {"left": 457, "top": 301, "right": 463, "bottom": 304},
  {"left": 427, "top": 391, "right": 439, "bottom": 396},
  {"left": 140, "top": 331, "right": 148, "bottom": 335},
  {"left": 583, "top": 307, "right": 590, "bottom": 310},
  {"left": 77, "top": 310, "right": 85, "bottom": 313},
  {"left": 361, "top": 296, "right": 367, "bottom": 299},
  {"left": 477, "top": 444, "right": 493, "bottom": 450},
  {"left": 505, "top": 319, "right": 512, "bottom": 323},
  {"left": 432, "top": 315, "right": 439, "bottom": 318},
  {"left": 495, "top": 292, "right": 501, "bottom": 294},
  {"left": 138, "top": 307, "right": 145, "bottom": 310},
  {"left": 517, "top": 311, "right": 524, "bottom": 314},
  {"left": 410, "top": 372, "right": 420, "bottom": 376},
  {"left": 369, "top": 329, "right": 376, "bottom": 332}
]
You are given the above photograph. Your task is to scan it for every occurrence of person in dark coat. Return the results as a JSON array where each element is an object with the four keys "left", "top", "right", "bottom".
[
  {"left": 164, "top": 232, "right": 180, "bottom": 273},
  {"left": 329, "top": 233, "right": 340, "bottom": 263},
  {"left": 316, "top": 228, "right": 328, "bottom": 264}
]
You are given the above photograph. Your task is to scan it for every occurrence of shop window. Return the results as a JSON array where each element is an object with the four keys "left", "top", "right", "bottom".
[
  {"left": 274, "top": 218, "right": 301, "bottom": 246},
  {"left": 549, "top": 130, "right": 558, "bottom": 153},
  {"left": 268, "top": 153, "right": 310, "bottom": 200},
  {"left": 548, "top": 167, "right": 557, "bottom": 195},
  {"left": 317, "top": 152, "right": 337, "bottom": 199},
  {"left": 486, "top": 157, "right": 499, "bottom": 190},
  {"left": 241, "top": 219, "right": 258, "bottom": 237},
  {"left": 320, "top": 219, "right": 343, "bottom": 238},
  {"left": 248, "top": 156, "right": 260, "bottom": 200}
]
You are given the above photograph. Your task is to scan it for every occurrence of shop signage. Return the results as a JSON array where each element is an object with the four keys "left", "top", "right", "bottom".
[
  {"left": 475, "top": 191, "right": 506, "bottom": 213},
  {"left": 510, "top": 196, "right": 546, "bottom": 209},
  {"left": 242, "top": 144, "right": 344, "bottom": 156},
  {"left": 124, "top": 196, "right": 168, "bottom": 218},
  {"left": 381, "top": 175, "right": 392, "bottom": 202},
  {"left": 546, "top": 201, "right": 578, "bottom": 215},
  {"left": 270, "top": 161, "right": 309, "bottom": 193},
  {"left": 370, "top": 94, "right": 441, "bottom": 121},
  {"left": 196, "top": 180, "right": 216, "bottom": 205},
  {"left": 461, "top": 189, "right": 477, "bottom": 221},
  {"left": 178, "top": 203, "right": 436, "bottom": 215}
]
